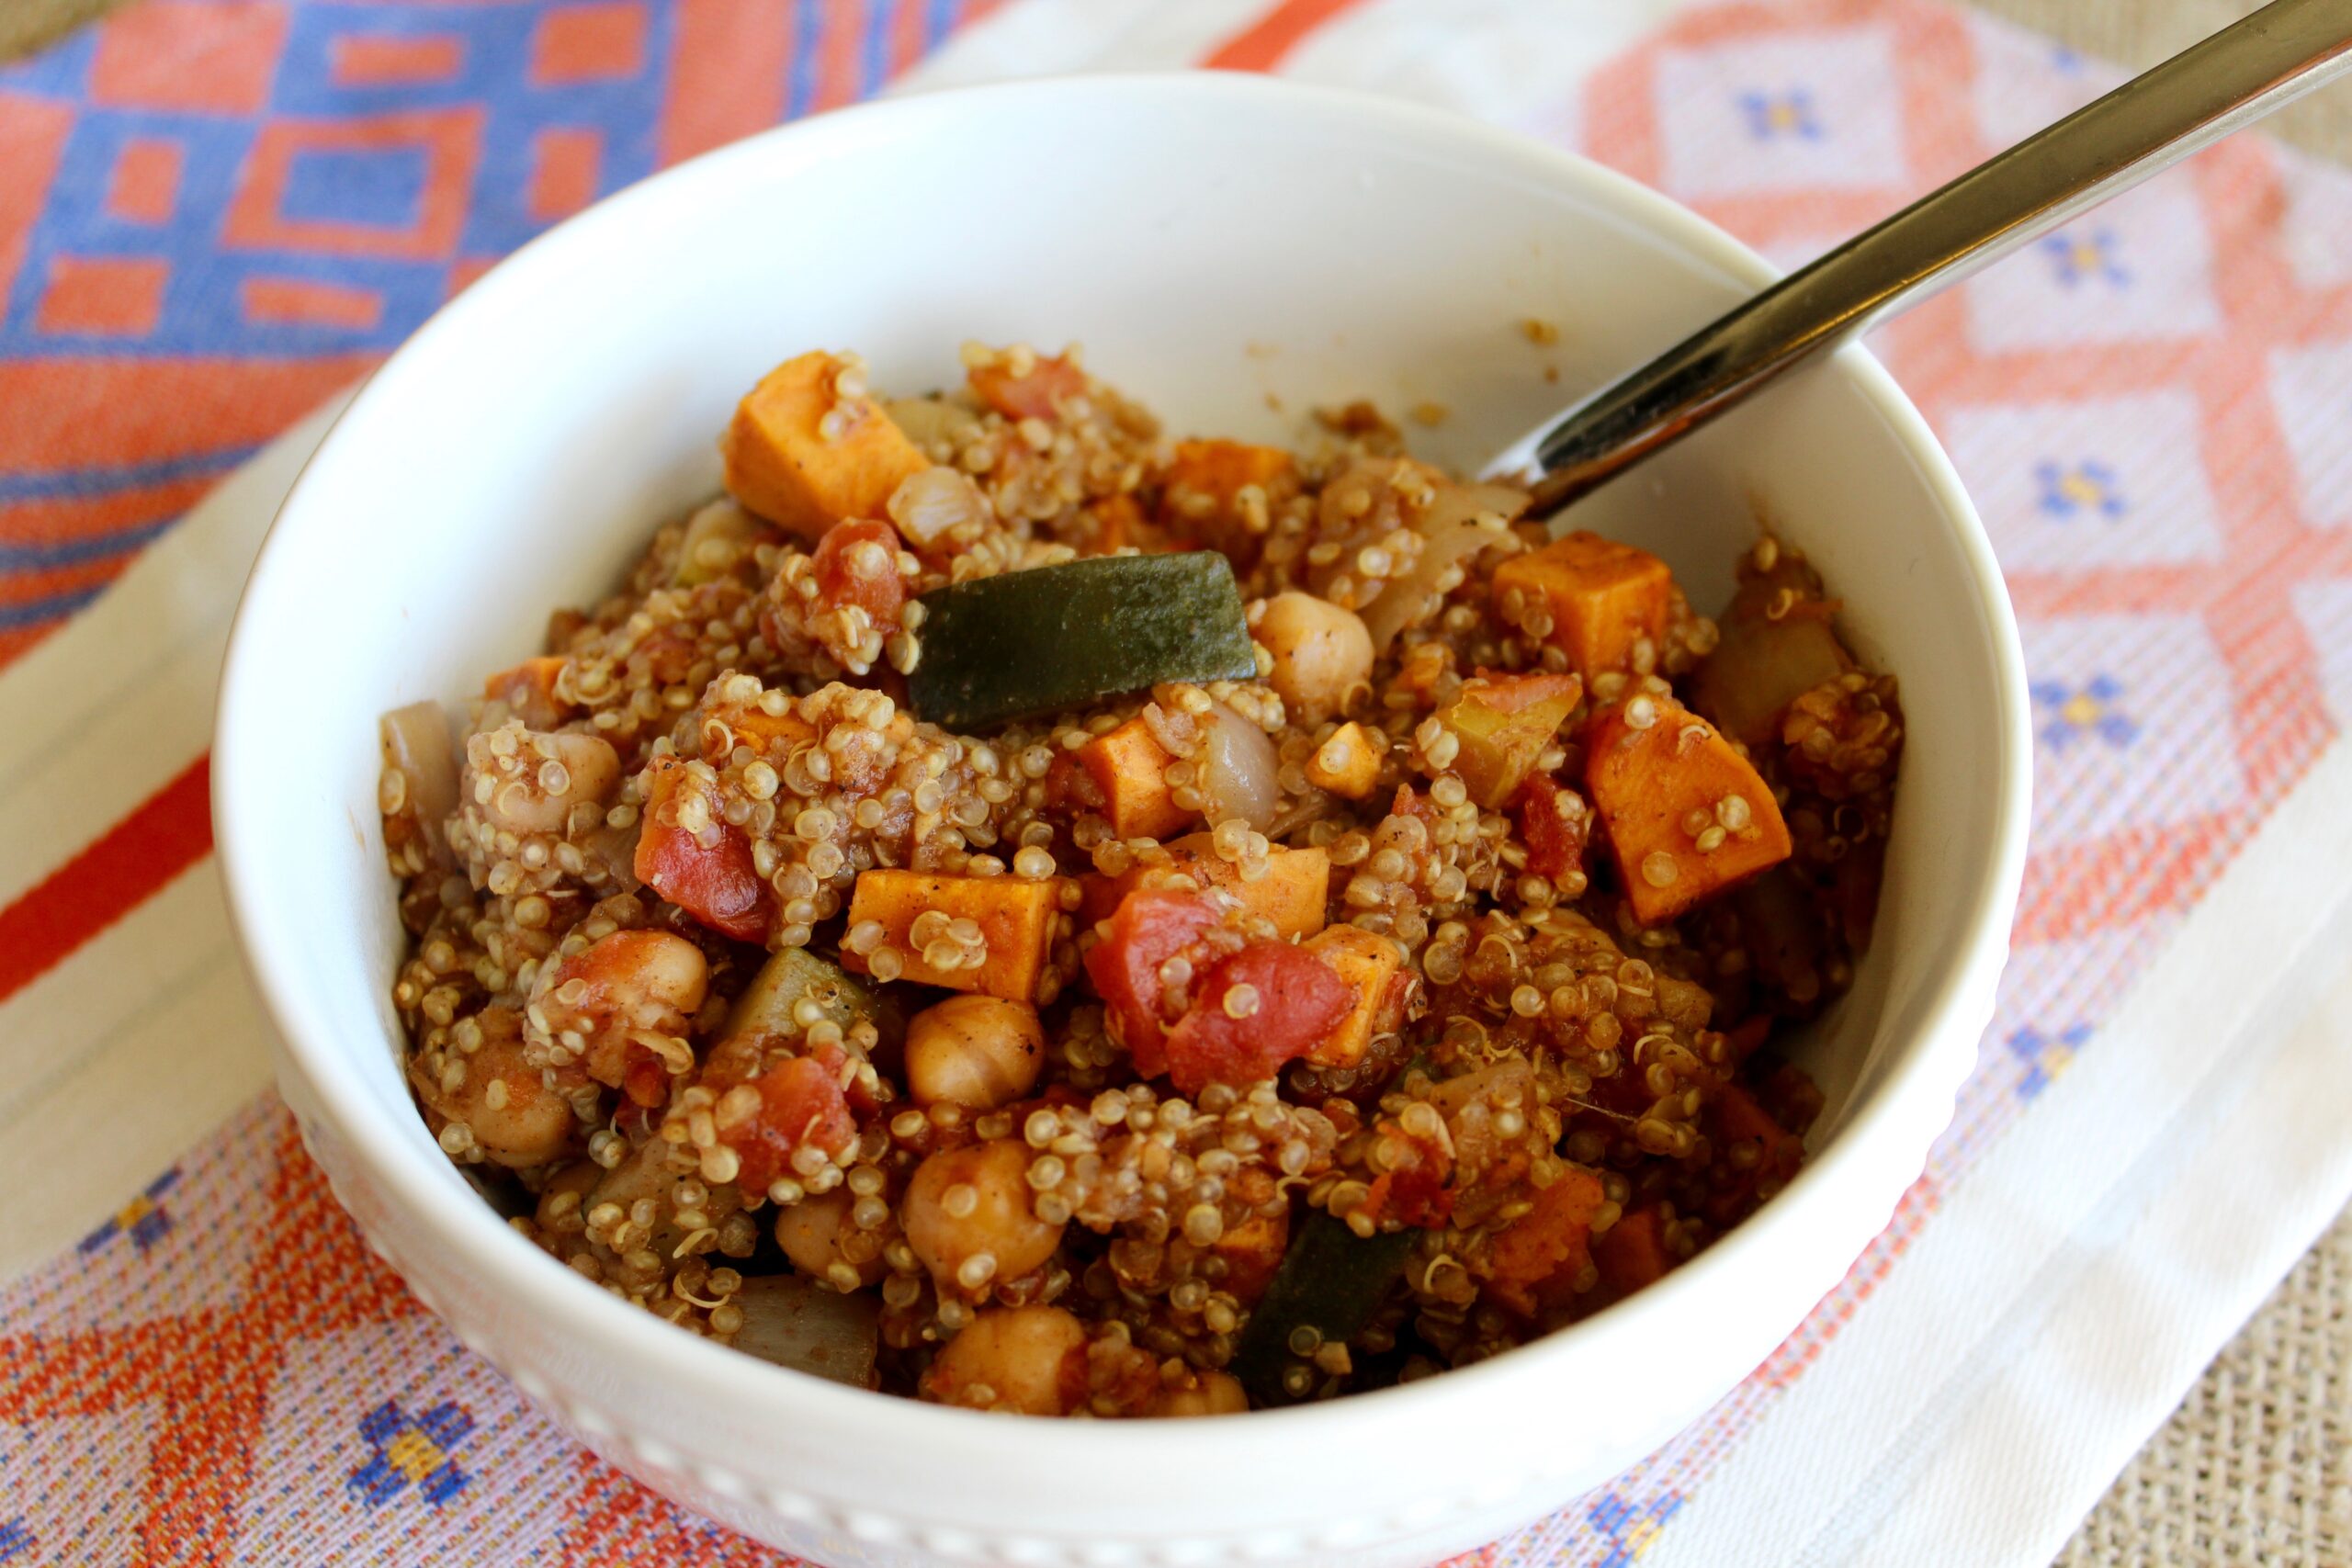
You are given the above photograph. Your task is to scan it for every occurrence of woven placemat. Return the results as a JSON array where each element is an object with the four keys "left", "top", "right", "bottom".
[
  {"left": 3, "top": 2, "right": 2346, "bottom": 1563},
  {"left": 2057, "top": 1203, "right": 2352, "bottom": 1565},
  {"left": 1975, "top": 8, "right": 2352, "bottom": 1557}
]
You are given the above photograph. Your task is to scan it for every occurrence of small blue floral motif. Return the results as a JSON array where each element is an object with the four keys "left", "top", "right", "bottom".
[
  {"left": 0, "top": 1519, "right": 34, "bottom": 1563},
  {"left": 2034, "top": 459, "right": 2127, "bottom": 521},
  {"left": 348, "top": 1400, "right": 474, "bottom": 1508},
  {"left": 2032, "top": 674, "right": 2140, "bottom": 753},
  {"left": 1589, "top": 1489, "right": 1685, "bottom": 1568},
  {"left": 2007, "top": 1022, "right": 2090, "bottom": 1100},
  {"left": 1738, "top": 88, "right": 1823, "bottom": 141},
  {"left": 2041, "top": 227, "right": 2130, "bottom": 288},
  {"left": 77, "top": 1168, "right": 181, "bottom": 1258}
]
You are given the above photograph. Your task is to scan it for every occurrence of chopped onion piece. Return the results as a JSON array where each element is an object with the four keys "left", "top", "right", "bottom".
[
  {"left": 673, "top": 499, "right": 759, "bottom": 587},
  {"left": 729, "top": 1274, "right": 882, "bottom": 1389},
  {"left": 888, "top": 465, "right": 990, "bottom": 547},
  {"left": 1354, "top": 480, "right": 1530, "bottom": 651},
  {"left": 1690, "top": 610, "right": 1849, "bottom": 748},
  {"left": 885, "top": 396, "right": 980, "bottom": 451},
  {"left": 1196, "top": 701, "right": 1281, "bottom": 831},
  {"left": 1421, "top": 479, "right": 1531, "bottom": 536},
  {"left": 379, "top": 701, "right": 458, "bottom": 854}
]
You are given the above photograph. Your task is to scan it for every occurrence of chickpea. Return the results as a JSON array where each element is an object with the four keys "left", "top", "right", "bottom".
[
  {"left": 1148, "top": 1370, "right": 1249, "bottom": 1417},
  {"left": 472, "top": 728, "right": 622, "bottom": 835},
  {"left": 535, "top": 929, "right": 709, "bottom": 1088},
  {"left": 902, "top": 1140, "right": 1063, "bottom": 1292},
  {"left": 413, "top": 1006, "right": 582, "bottom": 1167},
  {"left": 920, "top": 1305, "right": 1087, "bottom": 1415},
  {"left": 1255, "top": 592, "right": 1372, "bottom": 724},
  {"left": 775, "top": 1190, "right": 886, "bottom": 1288},
  {"left": 904, "top": 996, "right": 1046, "bottom": 1111}
]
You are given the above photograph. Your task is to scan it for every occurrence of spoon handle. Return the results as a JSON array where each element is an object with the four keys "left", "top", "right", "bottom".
[{"left": 1498, "top": 0, "right": 2352, "bottom": 514}]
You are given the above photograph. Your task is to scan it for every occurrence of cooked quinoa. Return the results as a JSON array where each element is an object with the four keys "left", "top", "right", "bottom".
[{"left": 378, "top": 341, "right": 1902, "bottom": 1416}]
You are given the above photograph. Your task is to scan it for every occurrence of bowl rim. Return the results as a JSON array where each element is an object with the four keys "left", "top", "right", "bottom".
[{"left": 214, "top": 69, "right": 2030, "bottom": 1476}]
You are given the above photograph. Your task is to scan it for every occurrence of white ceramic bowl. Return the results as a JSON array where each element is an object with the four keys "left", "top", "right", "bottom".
[{"left": 215, "top": 73, "right": 2030, "bottom": 1568}]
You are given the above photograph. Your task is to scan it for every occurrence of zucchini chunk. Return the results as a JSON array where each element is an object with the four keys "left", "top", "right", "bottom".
[
  {"left": 726, "top": 947, "right": 905, "bottom": 1054},
  {"left": 1228, "top": 1211, "right": 1419, "bottom": 1407},
  {"left": 907, "top": 553, "right": 1256, "bottom": 730}
]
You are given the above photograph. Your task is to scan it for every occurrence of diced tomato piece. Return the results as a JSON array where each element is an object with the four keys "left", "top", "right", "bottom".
[
  {"left": 1082, "top": 890, "right": 1221, "bottom": 1077},
  {"left": 1358, "top": 1122, "right": 1454, "bottom": 1230},
  {"left": 1482, "top": 1165, "right": 1605, "bottom": 1317},
  {"left": 970, "top": 353, "right": 1087, "bottom": 422},
  {"left": 635, "top": 626, "right": 697, "bottom": 685},
  {"left": 620, "top": 1049, "right": 670, "bottom": 1110},
  {"left": 1042, "top": 750, "right": 1100, "bottom": 817},
  {"left": 810, "top": 517, "right": 907, "bottom": 630},
  {"left": 1160, "top": 941, "right": 1353, "bottom": 1096},
  {"left": 722, "top": 1045, "right": 860, "bottom": 1192},
  {"left": 635, "top": 758, "right": 771, "bottom": 942},
  {"left": 1722, "top": 1016, "right": 1771, "bottom": 1065},
  {"left": 1593, "top": 1205, "right": 1670, "bottom": 1294},
  {"left": 1517, "top": 773, "right": 1589, "bottom": 882}
]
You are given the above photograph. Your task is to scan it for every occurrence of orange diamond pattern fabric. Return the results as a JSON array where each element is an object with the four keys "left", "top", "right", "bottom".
[{"left": 6, "top": 0, "right": 2352, "bottom": 1562}]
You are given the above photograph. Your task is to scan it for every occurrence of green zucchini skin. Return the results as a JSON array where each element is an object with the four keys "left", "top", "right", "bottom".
[
  {"left": 1228, "top": 1211, "right": 1420, "bottom": 1408},
  {"left": 907, "top": 552, "right": 1258, "bottom": 731}
]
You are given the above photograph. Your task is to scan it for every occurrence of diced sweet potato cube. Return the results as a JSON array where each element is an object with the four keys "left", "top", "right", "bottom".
[
  {"left": 1078, "top": 836, "right": 1329, "bottom": 938},
  {"left": 696, "top": 697, "right": 817, "bottom": 762},
  {"left": 1167, "top": 439, "right": 1294, "bottom": 513},
  {"left": 722, "top": 351, "right": 929, "bottom": 538},
  {"left": 1593, "top": 1204, "right": 1670, "bottom": 1294},
  {"left": 1081, "top": 491, "right": 1145, "bottom": 555},
  {"left": 1211, "top": 1204, "right": 1290, "bottom": 1306},
  {"left": 1585, "top": 696, "right": 1791, "bottom": 925},
  {"left": 483, "top": 657, "right": 570, "bottom": 730},
  {"left": 843, "top": 870, "right": 1070, "bottom": 1002},
  {"left": 1163, "top": 440, "right": 1296, "bottom": 558},
  {"left": 1075, "top": 717, "right": 1194, "bottom": 841},
  {"left": 1302, "top": 924, "right": 1405, "bottom": 1068},
  {"left": 1439, "top": 672, "right": 1582, "bottom": 809},
  {"left": 1305, "top": 721, "right": 1385, "bottom": 799},
  {"left": 1492, "top": 532, "right": 1675, "bottom": 684},
  {"left": 1483, "top": 1164, "right": 1607, "bottom": 1318}
]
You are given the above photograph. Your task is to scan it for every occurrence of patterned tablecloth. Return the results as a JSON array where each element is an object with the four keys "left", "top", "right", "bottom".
[{"left": 6, "top": 2, "right": 2352, "bottom": 1564}]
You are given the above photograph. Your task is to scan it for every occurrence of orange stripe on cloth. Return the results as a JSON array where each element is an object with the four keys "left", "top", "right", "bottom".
[
  {"left": 0, "top": 474, "right": 220, "bottom": 555},
  {"left": 239, "top": 276, "right": 385, "bottom": 331},
  {"left": 656, "top": 0, "right": 792, "bottom": 167},
  {"left": 1201, "top": 0, "right": 1369, "bottom": 71},
  {"left": 810, "top": 0, "right": 867, "bottom": 114},
  {"left": 526, "top": 126, "right": 603, "bottom": 222},
  {"left": 331, "top": 33, "right": 466, "bottom": 87},
  {"left": 0, "top": 356, "right": 377, "bottom": 473},
  {"left": 0, "top": 754, "right": 211, "bottom": 1008}
]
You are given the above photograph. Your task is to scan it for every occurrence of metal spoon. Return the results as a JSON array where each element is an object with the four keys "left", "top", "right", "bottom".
[{"left": 1486, "top": 0, "right": 2352, "bottom": 514}]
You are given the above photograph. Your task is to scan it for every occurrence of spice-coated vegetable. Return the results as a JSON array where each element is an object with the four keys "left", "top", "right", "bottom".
[{"left": 1584, "top": 694, "right": 1791, "bottom": 924}]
